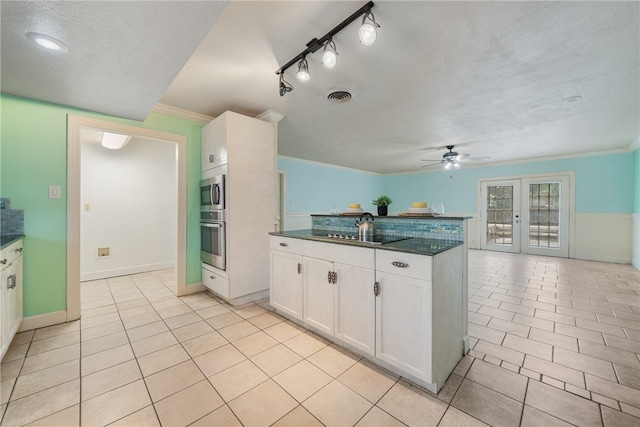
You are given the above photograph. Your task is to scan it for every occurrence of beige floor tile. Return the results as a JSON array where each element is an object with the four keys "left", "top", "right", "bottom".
[
  {"left": 144, "top": 360, "right": 204, "bottom": 402},
  {"left": 81, "top": 359, "right": 142, "bottom": 402},
  {"left": 154, "top": 380, "right": 224, "bottom": 427},
  {"left": 129, "top": 331, "right": 179, "bottom": 358},
  {"left": 122, "top": 312, "right": 162, "bottom": 330},
  {"left": 307, "top": 345, "right": 360, "bottom": 378},
  {"left": 451, "top": 379, "right": 523, "bottom": 426},
  {"left": 33, "top": 321, "right": 80, "bottom": 341},
  {"left": 438, "top": 406, "right": 489, "bottom": 427},
  {"left": 190, "top": 404, "right": 242, "bottom": 426},
  {"left": 1, "top": 359, "right": 24, "bottom": 381},
  {"left": 512, "top": 313, "right": 555, "bottom": 331},
  {"left": 577, "top": 318, "right": 627, "bottom": 337},
  {"left": 468, "top": 323, "right": 506, "bottom": 345},
  {"left": 23, "top": 404, "right": 80, "bottom": 427},
  {"left": 116, "top": 298, "right": 149, "bottom": 312},
  {"left": 12, "top": 359, "right": 79, "bottom": 401},
  {"left": 274, "top": 360, "right": 333, "bottom": 402},
  {"left": 181, "top": 331, "right": 228, "bottom": 357},
  {"left": 125, "top": 320, "right": 169, "bottom": 342},
  {"left": 502, "top": 333, "right": 553, "bottom": 361},
  {"left": 555, "top": 323, "right": 606, "bottom": 344},
  {"left": 195, "top": 304, "right": 231, "bottom": 320},
  {"left": 264, "top": 320, "right": 305, "bottom": 342},
  {"left": 137, "top": 344, "right": 190, "bottom": 377},
  {"left": 528, "top": 327, "right": 579, "bottom": 352},
  {"left": 171, "top": 320, "right": 214, "bottom": 342},
  {"left": 554, "top": 347, "right": 617, "bottom": 381},
  {"left": 272, "top": 405, "right": 323, "bottom": 427},
  {"left": 234, "top": 304, "right": 267, "bottom": 319},
  {"left": 151, "top": 298, "right": 184, "bottom": 311},
  {"left": 377, "top": 381, "right": 447, "bottom": 426},
  {"left": 520, "top": 405, "right": 574, "bottom": 427},
  {"left": 163, "top": 312, "right": 201, "bottom": 329},
  {"left": 525, "top": 379, "right": 601, "bottom": 426},
  {"left": 21, "top": 343, "right": 80, "bottom": 376},
  {"left": 81, "top": 344, "right": 134, "bottom": 376},
  {"left": 81, "top": 304, "right": 117, "bottom": 319},
  {"left": 474, "top": 339, "right": 525, "bottom": 366},
  {"left": 194, "top": 344, "right": 247, "bottom": 377},
  {"left": 108, "top": 405, "right": 160, "bottom": 426},
  {"left": 601, "top": 406, "right": 640, "bottom": 427},
  {"left": 586, "top": 374, "right": 640, "bottom": 409},
  {"left": 218, "top": 320, "right": 261, "bottom": 342},
  {"left": 81, "top": 379, "right": 151, "bottom": 426},
  {"left": 210, "top": 359, "right": 269, "bottom": 402},
  {"left": 81, "top": 321, "right": 125, "bottom": 342},
  {"left": 233, "top": 331, "right": 279, "bottom": 358},
  {"left": 250, "top": 344, "right": 303, "bottom": 377},
  {"left": 603, "top": 334, "right": 640, "bottom": 353},
  {"left": 436, "top": 373, "right": 463, "bottom": 404},
  {"left": 156, "top": 303, "right": 193, "bottom": 320},
  {"left": 27, "top": 332, "right": 80, "bottom": 356},
  {"left": 81, "top": 331, "right": 129, "bottom": 357},
  {"left": 248, "top": 311, "right": 285, "bottom": 329},
  {"left": 283, "top": 332, "right": 329, "bottom": 358},
  {"left": 338, "top": 360, "right": 398, "bottom": 403},
  {"left": 355, "top": 406, "right": 407, "bottom": 426},
  {"left": 1, "top": 377, "right": 15, "bottom": 404},
  {"left": 228, "top": 379, "right": 299, "bottom": 427},
  {"left": 614, "top": 363, "right": 640, "bottom": 390},
  {"left": 1, "top": 379, "right": 79, "bottom": 427},
  {"left": 466, "top": 358, "right": 528, "bottom": 402},
  {"left": 579, "top": 339, "right": 640, "bottom": 369},
  {"left": 117, "top": 304, "right": 155, "bottom": 320},
  {"left": 523, "top": 355, "right": 585, "bottom": 388},
  {"left": 304, "top": 380, "right": 373, "bottom": 426},
  {"left": 2, "top": 343, "right": 29, "bottom": 362},
  {"left": 206, "top": 311, "right": 244, "bottom": 329},
  {"left": 80, "top": 312, "right": 122, "bottom": 330}
]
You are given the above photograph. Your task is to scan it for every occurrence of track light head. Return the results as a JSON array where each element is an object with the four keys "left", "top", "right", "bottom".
[
  {"left": 322, "top": 40, "right": 338, "bottom": 69},
  {"left": 279, "top": 74, "right": 293, "bottom": 97},
  {"left": 359, "top": 10, "right": 380, "bottom": 46},
  {"left": 296, "top": 58, "right": 310, "bottom": 82}
]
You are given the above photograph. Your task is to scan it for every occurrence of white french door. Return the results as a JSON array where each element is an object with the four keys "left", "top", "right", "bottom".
[{"left": 480, "top": 175, "right": 571, "bottom": 257}]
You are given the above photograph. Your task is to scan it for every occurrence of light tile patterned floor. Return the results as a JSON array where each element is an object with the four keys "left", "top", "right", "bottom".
[{"left": 1, "top": 250, "right": 639, "bottom": 426}]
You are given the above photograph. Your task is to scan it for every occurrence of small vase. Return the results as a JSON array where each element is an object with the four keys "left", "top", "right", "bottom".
[{"left": 377, "top": 206, "right": 388, "bottom": 216}]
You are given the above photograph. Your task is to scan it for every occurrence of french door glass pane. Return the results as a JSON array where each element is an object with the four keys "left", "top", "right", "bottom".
[
  {"left": 486, "top": 186, "right": 513, "bottom": 245},
  {"left": 528, "top": 183, "right": 560, "bottom": 248}
]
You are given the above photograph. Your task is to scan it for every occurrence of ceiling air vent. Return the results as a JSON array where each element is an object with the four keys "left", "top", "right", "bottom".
[{"left": 327, "top": 90, "right": 352, "bottom": 103}]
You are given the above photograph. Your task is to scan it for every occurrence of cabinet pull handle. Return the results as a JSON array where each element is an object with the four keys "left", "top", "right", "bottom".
[
  {"left": 332, "top": 271, "right": 337, "bottom": 284},
  {"left": 327, "top": 271, "right": 332, "bottom": 284},
  {"left": 0, "top": 259, "right": 6, "bottom": 265},
  {"left": 279, "top": 242, "right": 288, "bottom": 247},
  {"left": 16, "top": 248, "right": 23, "bottom": 253},
  {"left": 297, "top": 263, "right": 301, "bottom": 274},
  {"left": 374, "top": 281, "right": 380, "bottom": 296},
  {"left": 210, "top": 275, "right": 215, "bottom": 280},
  {"left": 7, "top": 274, "right": 17, "bottom": 290},
  {"left": 209, "top": 154, "right": 215, "bottom": 163},
  {"left": 391, "top": 261, "right": 409, "bottom": 268}
]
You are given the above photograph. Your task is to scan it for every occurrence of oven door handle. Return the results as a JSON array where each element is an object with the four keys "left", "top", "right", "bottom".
[
  {"left": 212, "top": 184, "right": 220, "bottom": 206},
  {"left": 201, "top": 222, "right": 223, "bottom": 228}
]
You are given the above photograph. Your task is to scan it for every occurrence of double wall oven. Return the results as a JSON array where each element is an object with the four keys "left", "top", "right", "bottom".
[{"left": 200, "top": 174, "right": 226, "bottom": 270}]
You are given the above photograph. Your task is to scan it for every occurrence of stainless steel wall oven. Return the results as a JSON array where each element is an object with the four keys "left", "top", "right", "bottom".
[{"left": 200, "top": 210, "right": 225, "bottom": 270}]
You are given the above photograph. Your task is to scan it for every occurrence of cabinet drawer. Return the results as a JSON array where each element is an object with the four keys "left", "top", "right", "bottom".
[
  {"left": 376, "top": 250, "right": 432, "bottom": 281},
  {"left": 1, "top": 239, "right": 24, "bottom": 268},
  {"left": 303, "top": 240, "right": 374, "bottom": 269},
  {"left": 202, "top": 266, "right": 230, "bottom": 298},
  {"left": 270, "top": 236, "right": 303, "bottom": 254}
]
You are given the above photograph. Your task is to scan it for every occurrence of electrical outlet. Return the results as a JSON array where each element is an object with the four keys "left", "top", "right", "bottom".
[
  {"left": 97, "top": 247, "right": 110, "bottom": 257},
  {"left": 49, "top": 185, "right": 61, "bottom": 199}
]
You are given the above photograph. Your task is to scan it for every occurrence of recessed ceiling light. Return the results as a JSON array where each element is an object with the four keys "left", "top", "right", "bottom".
[
  {"left": 25, "top": 32, "right": 69, "bottom": 53},
  {"left": 563, "top": 95, "right": 582, "bottom": 103}
]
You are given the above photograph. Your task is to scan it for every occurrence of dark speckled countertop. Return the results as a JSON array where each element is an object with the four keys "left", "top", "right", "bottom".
[
  {"left": 1, "top": 234, "right": 24, "bottom": 250},
  {"left": 269, "top": 229, "right": 462, "bottom": 256}
]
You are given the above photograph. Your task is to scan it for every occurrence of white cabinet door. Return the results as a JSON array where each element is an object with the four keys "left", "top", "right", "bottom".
[
  {"left": 302, "top": 257, "right": 334, "bottom": 335},
  {"left": 334, "top": 262, "right": 375, "bottom": 356},
  {"left": 270, "top": 250, "right": 303, "bottom": 320},
  {"left": 1, "top": 264, "right": 7, "bottom": 358},
  {"left": 6, "top": 256, "right": 23, "bottom": 341},
  {"left": 375, "top": 271, "right": 432, "bottom": 382},
  {"left": 201, "top": 116, "right": 228, "bottom": 171}
]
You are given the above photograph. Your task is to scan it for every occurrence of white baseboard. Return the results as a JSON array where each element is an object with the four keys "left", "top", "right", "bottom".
[
  {"left": 633, "top": 213, "right": 640, "bottom": 270},
  {"left": 81, "top": 262, "right": 175, "bottom": 281},
  {"left": 19, "top": 310, "right": 68, "bottom": 332}
]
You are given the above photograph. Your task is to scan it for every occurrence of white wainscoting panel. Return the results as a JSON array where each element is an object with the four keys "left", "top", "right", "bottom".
[
  {"left": 633, "top": 213, "right": 639, "bottom": 270},
  {"left": 574, "top": 213, "right": 632, "bottom": 264}
]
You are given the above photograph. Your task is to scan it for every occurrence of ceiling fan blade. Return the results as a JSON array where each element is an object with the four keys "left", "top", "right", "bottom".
[
  {"left": 420, "top": 159, "right": 444, "bottom": 162},
  {"left": 420, "top": 161, "right": 443, "bottom": 168},
  {"left": 463, "top": 156, "right": 491, "bottom": 161}
]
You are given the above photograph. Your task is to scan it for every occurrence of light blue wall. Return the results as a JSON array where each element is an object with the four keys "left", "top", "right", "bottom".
[
  {"left": 278, "top": 152, "right": 634, "bottom": 215},
  {"left": 278, "top": 157, "right": 383, "bottom": 213}
]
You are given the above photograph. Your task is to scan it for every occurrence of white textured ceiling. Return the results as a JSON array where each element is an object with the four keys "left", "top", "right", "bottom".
[
  {"left": 0, "top": 0, "right": 228, "bottom": 121},
  {"left": 2, "top": 1, "right": 638, "bottom": 174}
]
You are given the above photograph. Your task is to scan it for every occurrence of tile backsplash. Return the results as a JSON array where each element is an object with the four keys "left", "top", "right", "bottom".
[
  {"left": 0, "top": 198, "right": 24, "bottom": 235},
  {"left": 311, "top": 215, "right": 465, "bottom": 242}
]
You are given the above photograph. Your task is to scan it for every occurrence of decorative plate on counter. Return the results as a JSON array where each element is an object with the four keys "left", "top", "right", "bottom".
[{"left": 407, "top": 207, "right": 431, "bottom": 213}]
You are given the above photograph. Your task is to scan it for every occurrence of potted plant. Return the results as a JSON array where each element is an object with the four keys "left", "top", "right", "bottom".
[{"left": 372, "top": 195, "right": 393, "bottom": 216}]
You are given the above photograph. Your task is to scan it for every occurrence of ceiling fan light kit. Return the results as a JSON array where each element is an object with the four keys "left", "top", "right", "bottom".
[
  {"left": 275, "top": 1, "right": 379, "bottom": 96},
  {"left": 421, "top": 145, "right": 489, "bottom": 171}
]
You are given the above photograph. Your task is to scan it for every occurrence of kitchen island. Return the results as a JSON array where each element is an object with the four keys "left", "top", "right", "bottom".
[{"left": 269, "top": 215, "right": 469, "bottom": 393}]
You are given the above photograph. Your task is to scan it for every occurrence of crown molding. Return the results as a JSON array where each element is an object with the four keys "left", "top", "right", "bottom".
[{"left": 152, "top": 103, "right": 214, "bottom": 124}]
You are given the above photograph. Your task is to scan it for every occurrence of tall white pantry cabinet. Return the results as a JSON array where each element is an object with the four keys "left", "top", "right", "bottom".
[{"left": 201, "top": 111, "right": 278, "bottom": 304}]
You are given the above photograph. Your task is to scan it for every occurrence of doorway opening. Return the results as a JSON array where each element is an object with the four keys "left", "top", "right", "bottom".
[
  {"left": 67, "top": 115, "right": 187, "bottom": 321},
  {"left": 478, "top": 174, "right": 574, "bottom": 258}
]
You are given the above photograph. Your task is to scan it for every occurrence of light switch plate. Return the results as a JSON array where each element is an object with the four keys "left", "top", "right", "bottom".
[{"left": 49, "top": 185, "right": 61, "bottom": 199}]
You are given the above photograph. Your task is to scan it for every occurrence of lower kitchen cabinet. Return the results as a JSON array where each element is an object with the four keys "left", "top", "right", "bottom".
[
  {"left": 270, "top": 249, "right": 303, "bottom": 320},
  {"left": 1, "top": 238, "right": 24, "bottom": 360}
]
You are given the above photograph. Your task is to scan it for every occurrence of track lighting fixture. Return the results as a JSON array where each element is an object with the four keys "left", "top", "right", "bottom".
[
  {"left": 275, "top": 1, "right": 379, "bottom": 97},
  {"left": 359, "top": 10, "right": 380, "bottom": 46},
  {"left": 322, "top": 40, "right": 338, "bottom": 69},
  {"left": 279, "top": 74, "right": 293, "bottom": 96},
  {"left": 296, "top": 58, "right": 310, "bottom": 82}
]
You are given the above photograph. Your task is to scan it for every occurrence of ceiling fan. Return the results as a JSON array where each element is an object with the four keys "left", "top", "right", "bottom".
[{"left": 420, "top": 145, "right": 489, "bottom": 170}]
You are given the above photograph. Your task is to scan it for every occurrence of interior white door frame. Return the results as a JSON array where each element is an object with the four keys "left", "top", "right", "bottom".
[
  {"left": 477, "top": 172, "right": 576, "bottom": 258},
  {"left": 67, "top": 115, "right": 187, "bottom": 321}
]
